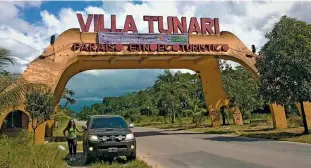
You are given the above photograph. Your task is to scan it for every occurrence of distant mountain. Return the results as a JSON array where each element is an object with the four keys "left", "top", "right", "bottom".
[{"left": 61, "top": 99, "right": 102, "bottom": 113}]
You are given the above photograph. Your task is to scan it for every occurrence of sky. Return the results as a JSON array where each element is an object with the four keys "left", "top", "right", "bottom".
[{"left": 0, "top": 0, "right": 310, "bottom": 112}]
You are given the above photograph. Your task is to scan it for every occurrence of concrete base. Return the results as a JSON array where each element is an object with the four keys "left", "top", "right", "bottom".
[
  {"left": 45, "top": 120, "right": 54, "bottom": 137},
  {"left": 269, "top": 104, "right": 287, "bottom": 129},
  {"left": 296, "top": 102, "right": 311, "bottom": 128},
  {"left": 28, "top": 120, "right": 46, "bottom": 144},
  {"left": 229, "top": 107, "right": 243, "bottom": 125}
]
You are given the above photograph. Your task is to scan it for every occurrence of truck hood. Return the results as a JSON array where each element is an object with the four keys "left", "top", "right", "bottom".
[{"left": 88, "top": 128, "right": 132, "bottom": 136}]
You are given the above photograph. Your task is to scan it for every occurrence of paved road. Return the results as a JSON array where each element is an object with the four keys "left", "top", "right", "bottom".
[{"left": 133, "top": 127, "right": 311, "bottom": 168}]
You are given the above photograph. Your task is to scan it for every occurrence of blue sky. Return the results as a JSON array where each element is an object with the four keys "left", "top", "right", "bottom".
[
  {"left": 0, "top": 0, "right": 310, "bottom": 112},
  {"left": 20, "top": 1, "right": 143, "bottom": 24},
  {"left": 20, "top": 1, "right": 103, "bottom": 23}
]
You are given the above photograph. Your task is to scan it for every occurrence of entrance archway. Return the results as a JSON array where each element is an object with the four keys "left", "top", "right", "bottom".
[
  {"left": 0, "top": 28, "right": 287, "bottom": 144},
  {"left": 0, "top": 110, "right": 29, "bottom": 136}
]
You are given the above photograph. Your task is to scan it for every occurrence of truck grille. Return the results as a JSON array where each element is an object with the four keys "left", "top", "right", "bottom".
[
  {"left": 98, "top": 135, "right": 125, "bottom": 141},
  {"left": 98, "top": 145, "right": 127, "bottom": 149}
]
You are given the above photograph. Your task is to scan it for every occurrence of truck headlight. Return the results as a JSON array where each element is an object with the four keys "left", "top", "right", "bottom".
[
  {"left": 125, "top": 133, "right": 134, "bottom": 140},
  {"left": 88, "top": 135, "right": 99, "bottom": 141}
]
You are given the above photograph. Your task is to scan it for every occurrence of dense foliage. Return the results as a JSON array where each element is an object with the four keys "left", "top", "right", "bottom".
[
  {"left": 24, "top": 87, "right": 56, "bottom": 143},
  {"left": 220, "top": 61, "right": 266, "bottom": 120},
  {"left": 77, "top": 70, "right": 205, "bottom": 123},
  {"left": 77, "top": 66, "right": 265, "bottom": 125},
  {"left": 257, "top": 16, "right": 311, "bottom": 133}
]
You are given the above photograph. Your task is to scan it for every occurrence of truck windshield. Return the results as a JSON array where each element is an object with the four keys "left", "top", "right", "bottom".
[{"left": 90, "top": 117, "right": 128, "bottom": 129}]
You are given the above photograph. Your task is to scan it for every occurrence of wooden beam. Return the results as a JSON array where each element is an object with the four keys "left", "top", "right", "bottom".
[
  {"left": 194, "top": 57, "right": 206, "bottom": 64},
  {"left": 168, "top": 56, "right": 183, "bottom": 64},
  {"left": 139, "top": 57, "right": 150, "bottom": 64},
  {"left": 109, "top": 57, "right": 116, "bottom": 64}
]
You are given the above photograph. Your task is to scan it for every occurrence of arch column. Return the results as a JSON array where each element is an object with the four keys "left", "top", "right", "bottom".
[{"left": 198, "top": 58, "right": 228, "bottom": 127}]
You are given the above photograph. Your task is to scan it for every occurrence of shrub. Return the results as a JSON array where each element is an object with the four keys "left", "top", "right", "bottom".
[
  {"left": 0, "top": 130, "right": 67, "bottom": 168},
  {"left": 90, "top": 160, "right": 151, "bottom": 168},
  {"left": 287, "top": 114, "right": 303, "bottom": 128}
]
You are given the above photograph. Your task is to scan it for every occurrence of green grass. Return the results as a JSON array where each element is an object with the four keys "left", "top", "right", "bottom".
[
  {"left": 0, "top": 129, "right": 151, "bottom": 168},
  {"left": 0, "top": 129, "right": 67, "bottom": 168},
  {"left": 135, "top": 115, "right": 311, "bottom": 144},
  {"left": 89, "top": 159, "right": 151, "bottom": 168},
  {"left": 187, "top": 125, "right": 311, "bottom": 144},
  {"left": 52, "top": 141, "right": 84, "bottom": 152}
]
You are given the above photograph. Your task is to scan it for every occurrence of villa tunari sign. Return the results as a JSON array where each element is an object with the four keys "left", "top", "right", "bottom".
[{"left": 72, "top": 14, "right": 229, "bottom": 53}]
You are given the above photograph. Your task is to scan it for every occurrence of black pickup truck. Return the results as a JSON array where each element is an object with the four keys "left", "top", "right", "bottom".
[{"left": 82, "top": 115, "right": 136, "bottom": 163}]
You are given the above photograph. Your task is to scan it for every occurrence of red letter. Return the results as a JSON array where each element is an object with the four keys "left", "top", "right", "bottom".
[
  {"left": 143, "top": 16, "right": 158, "bottom": 33},
  {"left": 173, "top": 17, "right": 187, "bottom": 34},
  {"left": 214, "top": 18, "right": 220, "bottom": 34},
  {"left": 123, "top": 15, "right": 138, "bottom": 33},
  {"left": 158, "top": 16, "right": 173, "bottom": 34},
  {"left": 99, "top": 14, "right": 111, "bottom": 32},
  {"left": 111, "top": 15, "right": 122, "bottom": 32},
  {"left": 77, "top": 14, "right": 93, "bottom": 32},
  {"left": 72, "top": 43, "right": 81, "bottom": 51},
  {"left": 200, "top": 18, "right": 214, "bottom": 34},
  {"left": 188, "top": 17, "right": 201, "bottom": 34},
  {"left": 94, "top": 14, "right": 99, "bottom": 32},
  {"left": 80, "top": 43, "right": 90, "bottom": 52}
]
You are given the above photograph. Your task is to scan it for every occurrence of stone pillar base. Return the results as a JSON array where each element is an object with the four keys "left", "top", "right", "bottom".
[
  {"left": 229, "top": 107, "right": 243, "bottom": 125},
  {"left": 296, "top": 102, "right": 311, "bottom": 128},
  {"left": 269, "top": 104, "right": 287, "bottom": 129}
]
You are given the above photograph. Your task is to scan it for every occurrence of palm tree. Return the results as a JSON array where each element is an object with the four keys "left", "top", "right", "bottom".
[
  {"left": 0, "top": 48, "right": 14, "bottom": 71},
  {"left": 0, "top": 48, "right": 43, "bottom": 113},
  {"left": 0, "top": 48, "right": 25, "bottom": 111},
  {"left": 61, "top": 88, "right": 76, "bottom": 108},
  {"left": 154, "top": 70, "right": 189, "bottom": 123},
  {"left": 184, "top": 97, "right": 207, "bottom": 127}
]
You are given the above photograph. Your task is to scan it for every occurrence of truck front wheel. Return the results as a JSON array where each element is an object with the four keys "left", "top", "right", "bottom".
[
  {"left": 126, "top": 152, "right": 136, "bottom": 161},
  {"left": 84, "top": 151, "right": 93, "bottom": 164}
]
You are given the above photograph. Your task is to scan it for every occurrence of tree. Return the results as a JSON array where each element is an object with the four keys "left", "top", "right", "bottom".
[
  {"left": 0, "top": 48, "right": 14, "bottom": 71},
  {"left": 256, "top": 16, "right": 311, "bottom": 133},
  {"left": 77, "top": 106, "right": 93, "bottom": 120},
  {"left": 184, "top": 97, "right": 207, "bottom": 127},
  {"left": 61, "top": 88, "right": 76, "bottom": 108},
  {"left": 220, "top": 61, "right": 265, "bottom": 122},
  {"left": 24, "top": 87, "right": 55, "bottom": 144},
  {"left": 0, "top": 48, "right": 39, "bottom": 112},
  {"left": 154, "top": 70, "right": 189, "bottom": 123},
  {"left": 137, "top": 90, "right": 153, "bottom": 115}
]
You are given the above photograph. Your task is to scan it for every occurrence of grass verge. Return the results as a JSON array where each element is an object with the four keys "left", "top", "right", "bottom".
[
  {"left": 89, "top": 159, "right": 151, "bottom": 168},
  {"left": 1, "top": 130, "right": 152, "bottom": 168},
  {"left": 188, "top": 126, "right": 311, "bottom": 144},
  {"left": 136, "top": 117, "right": 311, "bottom": 144},
  {"left": 0, "top": 129, "right": 67, "bottom": 168}
]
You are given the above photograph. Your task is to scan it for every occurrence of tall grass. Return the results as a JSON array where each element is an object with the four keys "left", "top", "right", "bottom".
[
  {"left": 248, "top": 113, "right": 272, "bottom": 121},
  {"left": 0, "top": 129, "right": 67, "bottom": 168},
  {"left": 90, "top": 160, "right": 151, "bottom": 168}
]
